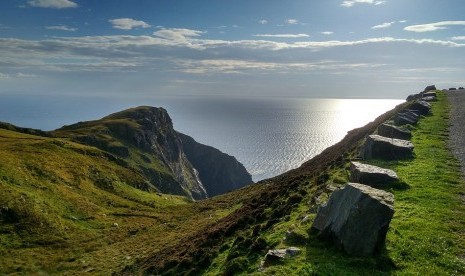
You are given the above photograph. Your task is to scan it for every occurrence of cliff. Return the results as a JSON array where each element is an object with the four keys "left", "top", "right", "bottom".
[
  {"left": 178, "top": 132, "right": 252, "bottom": 197},
  {"left": 53, "top": 106, "right": 251, "bottom": 200}
]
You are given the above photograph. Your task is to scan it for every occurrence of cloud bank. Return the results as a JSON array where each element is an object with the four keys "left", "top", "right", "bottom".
[
  {"left": 28, "top": 0, "right": 77, "bottom": 9},
  {"left": 404, "top": 21, "right": 465, "bottom": 32},
  {"left": 109, "top": 18, "right": 151, "bottom": 30},
  {"left": 341, "top": 0, "right": 386, "bottom": 7}
]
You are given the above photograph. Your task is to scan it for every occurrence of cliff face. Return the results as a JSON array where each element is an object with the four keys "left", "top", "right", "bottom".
[
  {"left": 54, "top": 106, "right": 251, "bottom": 200},
  {"left": 178, "top": 132, "right": 252, "bottom": 197}
]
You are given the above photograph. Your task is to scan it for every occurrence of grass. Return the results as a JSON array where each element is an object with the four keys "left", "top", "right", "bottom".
[{"left": 0, "top": 128, "right": 241, "bottom": 275}]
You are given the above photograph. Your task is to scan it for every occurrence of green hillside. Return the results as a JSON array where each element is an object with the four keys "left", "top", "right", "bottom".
[{"left": 0, "top": 129, "right": 243, "bottom": 274}]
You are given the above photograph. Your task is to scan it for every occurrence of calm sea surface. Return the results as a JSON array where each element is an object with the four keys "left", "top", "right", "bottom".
[{"left": 0, "top": 95, "right": 403, "bottom": 182}]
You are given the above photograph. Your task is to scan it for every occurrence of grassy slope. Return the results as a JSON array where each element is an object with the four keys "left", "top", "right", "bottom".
[
  {"left": 0, "top": 129, "right": 241, "bottom": 274},
  {"left": 191, "top": 91, "right": 465, "bottom": 275}
]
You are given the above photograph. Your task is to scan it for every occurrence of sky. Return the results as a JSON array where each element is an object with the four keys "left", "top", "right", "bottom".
[{"left": 1, "top": 0, "right": 465, "bottom": 103}]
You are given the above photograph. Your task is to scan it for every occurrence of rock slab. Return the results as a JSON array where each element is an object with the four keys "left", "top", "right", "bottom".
[
  {"left": 312, "top": 183, "right": 394, "bottom": 256},
  {"left": 349, "top": 161, "right": 398, "bottom": 187},
  {"left": 409, "top": 100, "right": 431, "bottom": 116},
  {"left": 361, "top": 134, "right": 414, "bottom": 160},
  {"left": 377, "top": 123, "right": 412, "bottom": 140}
]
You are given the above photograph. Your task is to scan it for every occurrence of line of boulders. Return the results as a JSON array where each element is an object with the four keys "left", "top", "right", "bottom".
[{"left": 311, "top": 86, "right": 435, "bottom": 256}]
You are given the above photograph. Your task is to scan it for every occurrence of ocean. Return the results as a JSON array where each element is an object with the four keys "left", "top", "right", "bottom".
[{"left": 0, "top": 94, "right": 403, "bottom": 182}]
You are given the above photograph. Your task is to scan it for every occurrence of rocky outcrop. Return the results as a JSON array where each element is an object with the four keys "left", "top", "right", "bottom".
[
  {"left": 349, "top": 162, "right": 398, "bottom": 187},
  {"left": 55, "top": 106, "right": 252, "bottom": 200},
  {"left": 377, "top": 123, "right": 412, "bottom": 140},
  {"left": 312, "top": 183, "right": 394, "bottom": 256},
  {"left": 361, "top": 135, "right": 414, "bottom": 160},
  {"left": 178, "top": 132, "right": 252, "bottom": 197}
]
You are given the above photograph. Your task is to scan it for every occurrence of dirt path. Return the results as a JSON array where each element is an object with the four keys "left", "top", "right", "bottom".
[{"left": 446, "top": 90, "right": 465, "bottom": 178}]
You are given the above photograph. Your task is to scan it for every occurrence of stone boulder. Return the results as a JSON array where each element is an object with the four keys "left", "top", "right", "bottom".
[
  {"left": 312, "top": 183, "right": 394, "bottom": 256},
  {"left": 349, "top": 162, "right": 398, "bottom": 188},
  {"left": 394, "top": 111, "right": 419, "bottom": 126},
  {"left": 422, "top": 91, "right": 437, "bottom": 102},
  {"left": 423, "top": 91, "right": 437, "bottom": 98},
  {"left": 424, "top": 85, "right": 436, "bottom": 92},
  {"left": 361, "top": 135, "right": 414, "bottom": 160},
  {"left": 406, "top": 94, "right": 420, "bottom": 102},
  {"left": 422, "top": 96, "right": 437, "bottom": 102},
  {"left": 264, "top": 247, "right": 301, "bottom": 262},
  {"left": 377, "top": 123, "right": 412, "bottom": 140},
  {"left": 409, "top": 100, "right": 431, "bottom": 116}
]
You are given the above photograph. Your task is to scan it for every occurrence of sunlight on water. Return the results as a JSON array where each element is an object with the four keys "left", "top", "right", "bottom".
[{"left": 165, "top": 97, "right": 404, "bottom": 182}]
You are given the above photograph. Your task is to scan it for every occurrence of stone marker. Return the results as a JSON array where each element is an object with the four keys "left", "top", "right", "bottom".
[
  {"left": 424, "top": 85, "right": 436, "bottom": 92},
  {"left": 349, "top": 161, "right": 398, "bottom": 188},
  {"left": 394, "top": 111, "right": 419, "bottom": 126},
  {"left": 361, "top": 134, "right": 414, "bottom": 160},
  {"left": 377, "top": 123, "right": 412, "bottom": 140},
  {"left": 312, "top": 183, "right": 394, "bottom": 256},
  {"left": 409, "top": 100, "right": 431, "bottom": 116},
  {"left": 423, "top": 91, "right": 437, "bottom": 98},
  {"left": 422, "top": 96, "right": 437, "bottom": 102}
]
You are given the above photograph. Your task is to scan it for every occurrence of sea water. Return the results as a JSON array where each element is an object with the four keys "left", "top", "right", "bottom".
[
  {"left": 0, "top": 94, "right": 403, "bottom": 182},
  {"left": 162, "top": 96, "right": 404, "bottom": 181}
]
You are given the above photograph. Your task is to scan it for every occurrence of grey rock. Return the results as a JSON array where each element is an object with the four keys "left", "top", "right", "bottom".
[
  {"left": 312, "top": 183, "right": 394, "bottom": 256},
  {"left": 406, "top": 94, "right": 420, "bottom": 101},
  {"left": 264, "top": 247, "right": 301, "bottom": 261},
  {"left": 349, "top": 161, "right": 398, "bottom": 188},
  {"left": 423, "top": 91, "right": 437, "bottom": 98},
  {"left": 424, "top": 85, "right": 436, "bottom": 92},
  {"left": 394, "top": 112, "right": 419, "bottom": 126},
  {"left": 361, "top": 134, "right": 414, "bottom": 160},
  {"left": 378, "top": 123, "right": 412, "bottom": 140},
  {"left": 422, "top": 96, "right": 437, "bottom": 102},
  {"left": 409, "top": 101, "right": 431, "bottom": 116}
]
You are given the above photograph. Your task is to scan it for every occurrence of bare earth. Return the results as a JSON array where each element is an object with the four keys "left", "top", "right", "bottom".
[{"left": 446, "top": 90, "right": 465, "bottom": 178}]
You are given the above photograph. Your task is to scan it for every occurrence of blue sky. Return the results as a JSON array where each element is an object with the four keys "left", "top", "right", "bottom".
[{"left": 1, "top": 0, "right": 465, "bottom": 100}]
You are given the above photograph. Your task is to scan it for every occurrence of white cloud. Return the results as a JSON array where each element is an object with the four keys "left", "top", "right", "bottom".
[
  {"left": 286, "top": 19, "right": 298, "bottom": 25},
  {"left": 28, "top": 0, "right": 77, "bottom": 9},
  {"left": 341, "top": 0, "right": 386, "bottom": 7},
  {"left": 253, "top": 34, "right": 310, "bottom": 38},
  {"left": 398, "top": 20, "right": 407, "bottom": 23},
  {"left": 109, "top": 18, "right": 151, "bottom": 30},
  {"left": 372, "top": 21, "right": 395, "bottom": 29},
  {"left": 177, "top": 59, "right": 387, "bottom": 74},
  {"left": 404, "top": 21, "right": 465, "bottom": 32},
  {"left": 0, "top": 72, "right": 36, "bottom": 80},
  {"left": 46, "top": 25, "right": 77, "bottom": 32},
  {"left": 321, "top": 31, "right": 334, "bottom": 35},
  {"left": 452, "top": 36, "right": 465, "bottom": 41},
  {"left": 259, "top": 19, "right": 268, "bottom": 25},
  {"left": 154, "top": 28, "right": 204, "bottom": 40}
]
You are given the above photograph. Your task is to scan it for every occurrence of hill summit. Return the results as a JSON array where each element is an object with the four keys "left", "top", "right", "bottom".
[{"left": 54, "top": 106, "right": 252, "bottom": 199}]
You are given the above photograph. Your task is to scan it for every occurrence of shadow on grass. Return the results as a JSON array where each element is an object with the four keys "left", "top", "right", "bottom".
[{"left": 303, "top": 231, "right": 396, "bottom": 275}]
